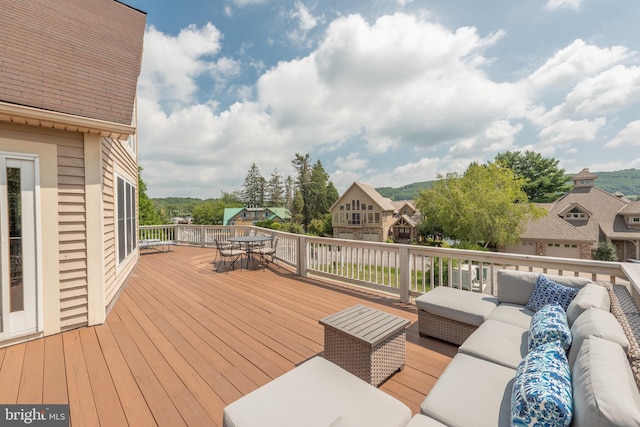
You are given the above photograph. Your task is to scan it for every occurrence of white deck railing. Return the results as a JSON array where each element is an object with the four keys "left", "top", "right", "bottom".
[{"left": 139, "top": 225, "right": 640, "bottom": 305}]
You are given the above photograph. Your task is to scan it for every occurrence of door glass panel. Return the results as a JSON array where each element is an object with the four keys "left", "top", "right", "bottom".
[{"left": 7, "top": 167, "right": 24, "bottom": 312}]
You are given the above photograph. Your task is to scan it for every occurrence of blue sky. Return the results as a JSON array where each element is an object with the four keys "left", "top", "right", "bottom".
[{"left": 125, "top": 0, "right": 640, "bottom": 199}]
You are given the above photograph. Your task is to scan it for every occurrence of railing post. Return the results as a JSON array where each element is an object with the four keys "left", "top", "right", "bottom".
[
  {"left": 298, "top": 235, "right": 307, "bottom": 277},
  {"left": 399, "top": 246, "right": 410, "bottom": 303},
  {"left": 200, "top": 225, "right": 206, "bottom": 247}
]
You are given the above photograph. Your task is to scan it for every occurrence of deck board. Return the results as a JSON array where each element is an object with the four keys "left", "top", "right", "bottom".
[{"left": 3, "top": 245, "right": 455, "bottom": 425}]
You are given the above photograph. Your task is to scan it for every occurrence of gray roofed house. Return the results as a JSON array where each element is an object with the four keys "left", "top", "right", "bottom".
[
  {"left": 330, "top": 183, "right": 421, "bottom": 243},
  {"left": 505, "top": 168, "right": 640, "bottom": 260}
]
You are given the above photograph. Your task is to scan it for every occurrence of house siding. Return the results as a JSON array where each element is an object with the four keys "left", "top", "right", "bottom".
[
  {"left": 102, "top": 137, "right": 138, "bottom": 306},
  {"left": 58, "top": 137, "right": 89, "bottom": 330}
]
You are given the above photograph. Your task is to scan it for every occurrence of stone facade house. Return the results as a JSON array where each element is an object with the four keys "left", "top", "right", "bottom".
[
  {"left": 0, "top": 0, "right": 146, "bottom": 346},
  {"left": 331, "top": 182, "right": 420, "bottom": 243}
]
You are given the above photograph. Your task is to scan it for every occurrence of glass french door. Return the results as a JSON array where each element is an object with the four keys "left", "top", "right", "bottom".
[{"left": 0, "top": 156, "right": 38, "bottom": 340}]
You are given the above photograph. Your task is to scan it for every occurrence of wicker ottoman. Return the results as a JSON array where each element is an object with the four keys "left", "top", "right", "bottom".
[{"left": 319, "top": 305, "right": 411, "bottom": 386}]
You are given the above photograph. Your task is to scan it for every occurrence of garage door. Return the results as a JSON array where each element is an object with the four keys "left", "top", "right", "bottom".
[
  {"left": 546, "top": 243, "right": 581, "bottom": 259},
  {"left": 506, "top": 242, "right": 536, "bottom": 255},
  {"left": 338, "top": 232, "right": 354, "bottom": 240},
  {"left": 362, "top": 232, "right": 379, "bottom": 242}
]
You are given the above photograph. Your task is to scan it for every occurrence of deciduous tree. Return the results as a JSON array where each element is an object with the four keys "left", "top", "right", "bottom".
[
  {"left": 138, "top": 167, "right": 162, "bottom": 225},
  {"left": 416, "top": 162, "right": 545, "bottom": 248},
  {"left": 495, "top": 150, "right": 571, "bottom": 202}
]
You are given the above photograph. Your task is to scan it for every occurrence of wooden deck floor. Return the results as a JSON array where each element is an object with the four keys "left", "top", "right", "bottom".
[{"left": 0, "top": 245, "right": 456, "bottom": 426}]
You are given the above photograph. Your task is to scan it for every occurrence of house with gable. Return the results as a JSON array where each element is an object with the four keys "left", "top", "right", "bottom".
[
  {"left": 330, "top": 182, "right": 420, "bottom": 243},
  {"left": 505, "top": 168, "right": 640, "bottom": 260},
  {"left": 390, "top": 201, "right": 422, "bottom": 243},
  {"left": 224, "top": 206, "right": 291, "bottom": 226},
  {"left": 0, "top": 0, "right": 146, "bottom": 346}
]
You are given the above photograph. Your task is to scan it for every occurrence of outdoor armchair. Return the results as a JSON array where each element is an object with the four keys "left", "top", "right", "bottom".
[{"left": 215, "top": 239, "right": 246, "bottom": 270}]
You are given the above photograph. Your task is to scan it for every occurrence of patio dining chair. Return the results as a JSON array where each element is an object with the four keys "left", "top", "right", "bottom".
[
  {"left": 249, "top": 237, "right": 279, "bottom": 268},
  {"left": 215, "top": 239, "right": 246, "bottom": 270}
]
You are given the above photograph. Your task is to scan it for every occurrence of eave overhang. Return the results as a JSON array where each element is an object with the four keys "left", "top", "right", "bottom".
[{"left": 0, "top": 101, "right": 135, "bottom": 140}]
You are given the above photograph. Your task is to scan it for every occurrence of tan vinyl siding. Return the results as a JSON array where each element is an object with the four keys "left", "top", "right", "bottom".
[
  {"left": 102, "top": 137, "right": 138, "bottom": 306},
  {"left": 58, "top": 137, "right": 88, "bottom": 330}
]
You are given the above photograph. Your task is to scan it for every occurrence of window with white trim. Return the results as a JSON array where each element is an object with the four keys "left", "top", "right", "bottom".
[{"left": 117, "top": 175, "right": 136, "bottom": 264}]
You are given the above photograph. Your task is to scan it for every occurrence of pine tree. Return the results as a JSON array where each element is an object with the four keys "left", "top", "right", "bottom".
[
  {"left": 267, "top": 169, "right": 285, "bottom": 207},
  {"left": 242, "top": 163, "right": 264, "bottom": 206}
]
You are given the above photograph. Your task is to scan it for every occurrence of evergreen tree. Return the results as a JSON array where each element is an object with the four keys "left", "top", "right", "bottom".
[
  {"left": 242, "top": 163, "right": 264, "bottom": 206},
  {"left": 495, "top": 150, "right": 571, "bottom": 202},
  {"left": 267, "top": 169, "right": 285, "bottom": 207},
  {"left": 593, "top": 240, "right": 618, "bottom": 261},
  {"left": 285, "top": 176, "right": 294, "bottom": 211},
  {"left": 292, "top": 153, "right": 312, "bottom": 229}
]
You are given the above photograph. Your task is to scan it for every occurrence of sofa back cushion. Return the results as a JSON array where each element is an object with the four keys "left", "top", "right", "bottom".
[
  {"left": 568, "top": 307, "right": 629, "bottom": 367},
  {"left": 497, "top": 270, "right": 590, "bottom": 306},
  {"left": 565, "top": 283, "right": 610, "bottom": 326},
  {"left": 572, "top": 336, "right": 640, "bottom": 427}
]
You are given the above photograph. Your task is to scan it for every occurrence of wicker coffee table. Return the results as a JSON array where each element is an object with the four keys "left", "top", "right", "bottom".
[{"left": 319, "top": 305, "right": 411, "bottom": 387}]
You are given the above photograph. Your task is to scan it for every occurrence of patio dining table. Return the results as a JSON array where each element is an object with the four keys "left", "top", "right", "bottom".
[{"left": 227, "top": 235, "right": 273, "bottom": 268}]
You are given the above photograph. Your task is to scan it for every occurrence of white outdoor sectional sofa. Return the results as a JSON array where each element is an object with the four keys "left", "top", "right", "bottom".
[
  {"left": 222, "top": 269, "right": 640, "bottom": 426},
  {"left": 415, "top": 269, "right": 640, "bottom": 426}
]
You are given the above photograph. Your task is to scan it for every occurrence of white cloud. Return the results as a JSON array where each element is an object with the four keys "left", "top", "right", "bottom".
[
  {"left": 483, "top": 120, "right": 523, "bottom": 152},
  {"left": 334, "top": 153, "right": 368, "bottom": 171},
  {"left": 544, "top": 0, "right": 583, "bottom": 11},
  {"left": 395, "top": 0, "right": 414, "bottom": 5},
  {"left": 537, "top": 118, "right": 606, "bottom": 146},
  {"left": 365, "top": 157, "right": 442, "bottom": 189},
  {"left": 528, "top": 40, "right": 629, "bottom": 91},
  {"left": 139, "top": 24, "right": 223, "bottom": 106},
  {"left": 287, "top": 1, "right": 321, "bottom": 45},
  {"left": 232, "top": 0, "right": 269, "bottom": 6},
  {"left": 606, "top": 120, "right": 640, "bottom": 147}
]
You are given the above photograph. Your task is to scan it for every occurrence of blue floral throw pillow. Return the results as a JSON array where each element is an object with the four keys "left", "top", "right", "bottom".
[
  {"left": 511, "top": 341, "right": 573, "bottom": 427},
  {"left": 526, "top": 274, "right": 578, "bottom": 312},
  {"left": 528, "top": 302, "right": 572, "bottom": 352}
]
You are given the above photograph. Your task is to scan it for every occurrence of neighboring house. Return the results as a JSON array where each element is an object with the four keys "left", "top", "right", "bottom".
[
  {"left": 0, "top": 0, "right": 145, "bottom": 346},
  {"left": 505, "top": 168, "right": 640, "bottom": 260},
  {"left": 223, "top": 206, "right": 291, "bottom": 225},
  {"left": 331, "top": 182, "right": 420, "bottom": 243},
  {"left": 390, "top": 201, "right": 422, "bottom": 243}
]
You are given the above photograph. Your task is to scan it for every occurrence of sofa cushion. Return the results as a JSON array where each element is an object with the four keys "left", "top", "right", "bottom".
[
  {"left": 496, "top": 270, "right": 589, "bottom": 306},
  {"left": 458, "top": 319, "right": 528, "bottom": 370},
  {"left": 565, "top": 283, "right": 610, "bottom": 326},
  {"left": 405, "top": 414, "right": 448, "bottom": 427},
  {"left": 488, "top": 303, "right": 535, "bottom": 330},
  {"left": 526, "top": 274, "right": 579, "bottom": 312},
  {"left": 568, "top": 307, "right": 630, "bottom": 367},
  {"left": 421, "top": 353, "right": 515, "bottom": 427},
  {"left": 511, "top": 341, "right": 573, "bottom": 427},
  {"left": 222, "top": 356, "right": 412, "bottom": 427},
  {"left": 528, "top": 302, "right": 572, "bottom": 352},
  {"left": 572, "top": 336, "right": 640, "bottom": 427},
  {"left": 415, "top": 286, "right": 499, "bottom": 327}
]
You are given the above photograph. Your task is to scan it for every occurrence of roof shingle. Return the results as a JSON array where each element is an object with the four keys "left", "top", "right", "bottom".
[{"left": 0, "top": 0, "right": 146, "bottom": 125}]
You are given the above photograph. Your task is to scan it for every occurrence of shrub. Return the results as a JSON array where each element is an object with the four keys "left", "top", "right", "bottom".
[{"left": 593, "top": 240, "right": 617, "bottom": 261}]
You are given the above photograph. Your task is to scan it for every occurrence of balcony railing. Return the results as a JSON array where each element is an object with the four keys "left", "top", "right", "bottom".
[{"left": 139, "top": 224, "right": 640, "bottom": 305}]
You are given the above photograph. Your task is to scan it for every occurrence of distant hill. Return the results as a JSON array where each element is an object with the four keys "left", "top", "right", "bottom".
[{"left": 376, "top": 168, "right": 640, "bottom": 201}]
